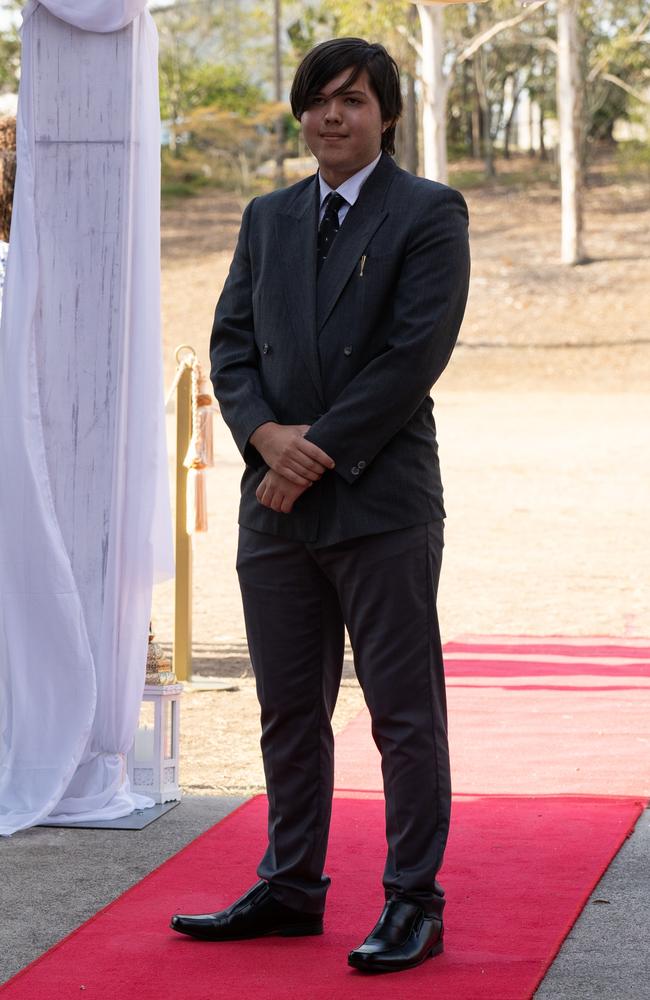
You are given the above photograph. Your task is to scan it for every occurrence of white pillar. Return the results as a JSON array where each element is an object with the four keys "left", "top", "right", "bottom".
[
  {"left": 32, "top": 8, "right": 133, "bottom": 640},
  {"left": 557, "top": 0, "right": 585, "bottom": 264},
  {"left": 0, "top": 1, "right": 171, "bottom": 833},
  {"left": 417, "top": 3, "right": 448, "bottom": 183}
]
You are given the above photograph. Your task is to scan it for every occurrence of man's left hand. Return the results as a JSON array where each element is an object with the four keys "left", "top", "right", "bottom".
[{"left": 255, "top": 469, "right": 310, "bottom": 513}]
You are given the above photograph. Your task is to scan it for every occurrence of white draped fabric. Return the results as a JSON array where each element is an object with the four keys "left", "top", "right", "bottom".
[
  {"left": 30, "top": 0, "right": 147, "bottom": 32},
  {"left": 0, "top": 1, "right": 173, "bottom": 835},
  {"left": 0, "top": 242, "right": 7, "bottom": 313}
]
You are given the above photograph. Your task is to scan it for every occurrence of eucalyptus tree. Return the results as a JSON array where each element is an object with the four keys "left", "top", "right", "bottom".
[{"left": 583, "top": 0, "right": 650, "bottom": 139}]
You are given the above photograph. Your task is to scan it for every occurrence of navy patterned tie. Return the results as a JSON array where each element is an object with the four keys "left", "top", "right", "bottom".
[{"left": 317, "top": 192, "right": 346, "bottom": 276}]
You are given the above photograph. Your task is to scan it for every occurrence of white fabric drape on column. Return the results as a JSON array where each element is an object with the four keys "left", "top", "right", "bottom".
[
  {"left": 30, "top": 0, "right": 147, "bottom": 32},
  {"left": 0, "top": 1, "right": 173, "bottom": 835},
  {"left": 0, "top": 243, "right": 8, "bottom": 312}
]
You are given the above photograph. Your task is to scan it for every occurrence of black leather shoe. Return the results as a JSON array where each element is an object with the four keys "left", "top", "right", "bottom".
[
  {"left": 170, "top": 881, "right": 323, "bottom": 941},
  {"left": 347, "top": 898, "right": 443, "bottom": 973}
]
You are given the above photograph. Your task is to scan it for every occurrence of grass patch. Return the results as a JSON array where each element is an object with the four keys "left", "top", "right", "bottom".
[
  {"left": 615, "top": 140, "right": 650, "bottom": 179},
  {"left": 161, "top": 180, "right": 203, "bottom": 199},
  {"left": 449, "top": 155, "right": 558, "bottom": 191}
]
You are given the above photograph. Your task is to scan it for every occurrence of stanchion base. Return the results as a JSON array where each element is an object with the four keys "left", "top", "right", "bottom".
[{"left": 39, "top": 800, "right": 180, "bottom": 831}]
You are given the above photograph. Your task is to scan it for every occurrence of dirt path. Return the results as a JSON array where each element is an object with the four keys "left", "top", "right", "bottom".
[{"left": 154, "top": 172, "right": 650, "bottom": 797}]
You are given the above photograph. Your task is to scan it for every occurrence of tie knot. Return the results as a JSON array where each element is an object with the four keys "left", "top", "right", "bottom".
[{"left": 326, "top": 192, "right": 346, "bottom": 215}]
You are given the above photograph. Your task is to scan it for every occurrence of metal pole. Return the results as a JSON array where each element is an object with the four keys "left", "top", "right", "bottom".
[{"left": 173, "top": 348, "right": 193, "bottom": 683}]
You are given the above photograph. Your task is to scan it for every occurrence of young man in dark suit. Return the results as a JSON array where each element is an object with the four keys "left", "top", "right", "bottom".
[{"left": 172, "top": 38, "right": 470, "bottom": 974}]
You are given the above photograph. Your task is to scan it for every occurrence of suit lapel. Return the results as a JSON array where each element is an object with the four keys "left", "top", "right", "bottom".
[
  {"left": 276, "top": 178, "right": 324, "bottom": 405},
  {"left": 274, "top": 155, "right": 399, "bottom": 400},
  {"left": 316, "top": 153, "right": 397, "bottom": 332}
]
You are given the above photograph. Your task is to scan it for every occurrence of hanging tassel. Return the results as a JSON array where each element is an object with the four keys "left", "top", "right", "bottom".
[
  {"left": 186, "top": 467, "right": 208, "bottom": 534},
  {"left": 196, "top": 374, "right": 215, "bottom": 469},
  {"left": 182, "top": 360, "right": 214, "bottom": 533}
]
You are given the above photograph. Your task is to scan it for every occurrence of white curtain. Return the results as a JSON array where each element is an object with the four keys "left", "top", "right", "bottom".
[
  {"left": 0, "top": 1, "right": 173, "bottom": 835},
  {"left": 28, "top": 0, "right": 147, "bottom": 32}
]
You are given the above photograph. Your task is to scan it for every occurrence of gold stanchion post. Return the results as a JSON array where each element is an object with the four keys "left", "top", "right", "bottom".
[{"left": 173, "top": 346, "right": 194, "bottom": 682}]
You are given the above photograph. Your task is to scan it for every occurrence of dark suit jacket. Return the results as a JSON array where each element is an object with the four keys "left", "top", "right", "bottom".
[{"left": 210, "top": 152, "right": 470, "bottom": 546}]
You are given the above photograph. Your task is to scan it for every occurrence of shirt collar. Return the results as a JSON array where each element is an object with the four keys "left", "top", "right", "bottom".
[{"left": 318, "top": 151, "right": 382, "bottom": 209}]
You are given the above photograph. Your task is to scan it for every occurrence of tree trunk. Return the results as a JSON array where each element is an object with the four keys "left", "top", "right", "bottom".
[
  {"left": 462, "top": 60, "right": 473, "bottom": 157},
  {"left": 417, "top": 4, "right": 447, "bottom": 183},
  {"left": 539, "top": 103, "right": 547, "bottom": 160},
  {"left": 474, "top": 48, "right": 495, "bottom": 178},
  {"left": 402, "top": 4, "right": 418, "bottom": 174},
  {"left": 503, "top": 73, "right": 526, "bottom": 160},
  {"left": 403, "top": 69, "right": 418, "bottom": 174},
  {"left": 557, "top": 0, "right": 585, "bottom": 264},
  {"left": 471, "top": 79, "right": 481, "bottom": 159},
  {"left": 273, "top": 0, "right": 284, "bottom": 189}
]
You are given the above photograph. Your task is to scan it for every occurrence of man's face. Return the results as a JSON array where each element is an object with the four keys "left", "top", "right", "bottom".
[{"left": 300, "top": 67, "right": 392, "bottom": 189}]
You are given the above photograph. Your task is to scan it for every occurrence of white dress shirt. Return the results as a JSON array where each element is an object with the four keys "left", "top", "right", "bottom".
[{"left": 318, "top": 151, "right": 382, "bottom": 226}]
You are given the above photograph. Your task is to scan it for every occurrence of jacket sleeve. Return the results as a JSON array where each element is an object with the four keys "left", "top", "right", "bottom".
[
  {"left": 305, "top": 186, "right": 470, "bottom": 485},
  {"left": 209, "top": 198, "right": 277, "bottom": 468}
]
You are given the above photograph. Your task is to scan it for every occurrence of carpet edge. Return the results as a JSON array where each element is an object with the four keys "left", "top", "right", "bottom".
[
  {"left": 0, "top": 795, "right": 260, "bottom": 992},
  {"left": 528, "top": 797, "right": 648, "bottom": 998}
]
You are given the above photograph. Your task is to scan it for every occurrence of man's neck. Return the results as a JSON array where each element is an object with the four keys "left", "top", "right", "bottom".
[{"left": 319, "top": 152, "right": 382, "bottom": 191}]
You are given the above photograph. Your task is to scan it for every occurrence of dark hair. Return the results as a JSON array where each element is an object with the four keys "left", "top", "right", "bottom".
[{"left": 290, "top": 38, "right": 402, "bottom": 156}]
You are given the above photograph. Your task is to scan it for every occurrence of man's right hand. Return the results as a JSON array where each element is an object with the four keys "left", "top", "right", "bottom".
[{"left": 249, "top": 422, "right": 335, "bottom": 487}]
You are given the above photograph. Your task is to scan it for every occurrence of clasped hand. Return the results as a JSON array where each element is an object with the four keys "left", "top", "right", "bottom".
[{"left": 250, "top": 422, "right": 335, "bottom": 514}]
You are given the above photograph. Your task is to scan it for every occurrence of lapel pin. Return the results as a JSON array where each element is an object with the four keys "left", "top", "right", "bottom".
[{"left": 359, "top": 255, "right": 367, "bottom": 277}]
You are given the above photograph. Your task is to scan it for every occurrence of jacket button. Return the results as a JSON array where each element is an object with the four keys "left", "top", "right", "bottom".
[
  {"left": 343, "top": 345, "right": 353, "bottom": 356},
  {"left": 351, "top": 466, "right": 360, "bottom": 476},
  {"left": 357, "top": 460, "right": 366, "bottom": 470},
  {"left": 262, "top": 342, "right": 270, "bottom": 355}
]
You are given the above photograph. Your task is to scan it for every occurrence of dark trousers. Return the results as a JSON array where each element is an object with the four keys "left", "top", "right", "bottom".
[{"left": 236, "top": 520, "right": 450, "bottom": 916}]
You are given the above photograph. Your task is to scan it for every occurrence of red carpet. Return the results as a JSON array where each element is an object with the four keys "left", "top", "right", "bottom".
[
  {"left": 3, "top": 635, "right": 648, "bottom": 999},
  {"left": 0, "top": 793, "right": 643, "bottom": 1000},
  {"left": 336, "top": 635, "right": 650, "bottom": 797}
]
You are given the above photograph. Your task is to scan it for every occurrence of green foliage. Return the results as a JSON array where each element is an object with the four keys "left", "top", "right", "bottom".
[
  {"left": 581, "top": 0, "right": 650, "bottom": 143},
  {"left": 159, "top": 61, "right": 263, "bottom": 121},
  {"left": 615, "top": 139, "right": 650, "bottom": 179},
  {"left": 160, "top": 146, "right": 212, "bottom": 198},
  {"left": 0, "top": 0, "right": 21, "bottom": 95},
  {"left": 154, "top": 0, "right": 275, "bottom": 194},
  {"left": 162, "top": 98, "right": 292, "bottom": 199},
  {"left": 287, "top": 6, "right": 335, "bottom": 60},
  {"left": 429, "top": 0, "right": 648, "bottom": 165},
  {"left": 325, "top": 0, "right": 407, "bottom": 36},
  {"left": 588, "top": 78, "right": 629, "bottom": 141},
  {"left": 316, "top": 0, "right": 416, "bottom": 73},
  {"left": 155, "top": 0, "right": 650, "bottom": 193}
]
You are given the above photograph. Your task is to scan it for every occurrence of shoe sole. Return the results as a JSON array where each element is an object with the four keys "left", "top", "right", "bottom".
[
  {"left": 279, "top": 925, "right": 324, "bottom": 938},
  {"left": 347, "top": 939, "right": 443, "bottom": 973},
  {"left": 170, "top": 922, "right": 324, "bottom": 941}
]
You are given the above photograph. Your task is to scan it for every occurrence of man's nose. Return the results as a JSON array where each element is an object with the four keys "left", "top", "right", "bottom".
[{"left": 323, "top": 100, "right": 343, "bottom": 122}]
